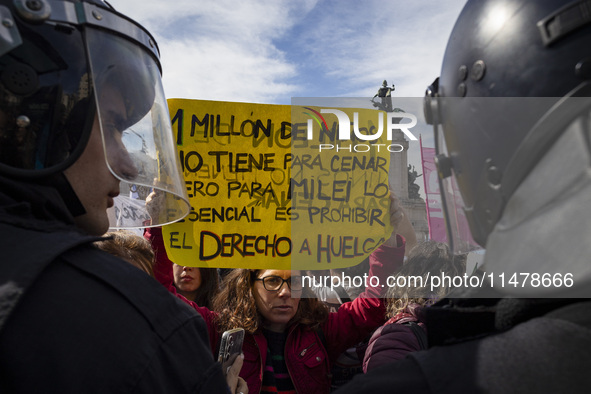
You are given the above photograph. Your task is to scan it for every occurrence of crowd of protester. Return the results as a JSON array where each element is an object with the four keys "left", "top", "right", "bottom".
[
  {"left": 2, "top": 0, "right": 590, "bottom": 392},
  {"left": 93, "top": 191, "right": 468, "bottom": 394}
]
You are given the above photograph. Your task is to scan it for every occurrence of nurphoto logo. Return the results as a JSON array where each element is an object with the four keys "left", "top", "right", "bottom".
[{"left": 303, "top": 107, "right": 418, "bottom": 153}]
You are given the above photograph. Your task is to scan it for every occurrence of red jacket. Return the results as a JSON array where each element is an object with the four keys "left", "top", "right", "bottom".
[
  {"left": 362, "top": 305, "right": 427, "bottom": 373},
  {"left": 145, "top": 227, "right": 405, "bottom": 393}
]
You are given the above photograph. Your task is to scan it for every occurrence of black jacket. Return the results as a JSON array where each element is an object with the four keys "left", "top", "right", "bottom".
[
  {"left": 336, "top": 294, "right": 591, "bottom": 393},
  {"left": 0, "top": 175, "right": 228, "bottom": 393}
]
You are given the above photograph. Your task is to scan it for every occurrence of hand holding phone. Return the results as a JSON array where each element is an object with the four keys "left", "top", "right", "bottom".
[{"left": 218, "top": 328, "right": 245, "bottom": 376}]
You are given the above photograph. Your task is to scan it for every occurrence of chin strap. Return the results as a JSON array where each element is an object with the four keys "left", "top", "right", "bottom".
[
  {"left": 54, "top": 173, "right": 86, "bottom": 217},
  {"left": 36, "top": 172, "right": 86, "bottom": 217}
]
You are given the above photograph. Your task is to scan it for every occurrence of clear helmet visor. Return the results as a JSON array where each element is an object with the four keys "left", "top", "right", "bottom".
[
  {"left": 434, "top": 125, "right": 481, "bottom": 254},
  {"left": 85, "top": 29, "right": 189, "bottom": 228}
]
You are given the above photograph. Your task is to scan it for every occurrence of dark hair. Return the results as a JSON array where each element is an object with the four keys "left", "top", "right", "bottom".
[
  {"left": 212, "top": 269, "right": 328, "bottom": 334},
  {"left": 95, "top": 230, "right": 155, "bottom": 277},
  {"left": 386, "top": 241, "right": 466, "bottom": 318},
  {"left": 190, "top": 268, "right": 219, "bottom": 309}
]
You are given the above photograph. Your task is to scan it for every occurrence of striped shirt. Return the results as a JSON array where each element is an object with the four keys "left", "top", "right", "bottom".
[{"left": 261, "top": 329, "right": 296, "bottom": 394}]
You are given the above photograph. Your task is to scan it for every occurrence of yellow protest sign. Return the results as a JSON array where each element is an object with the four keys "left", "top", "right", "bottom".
[{"left": 163, "top": 99, "right": 392, "bottom": 270}]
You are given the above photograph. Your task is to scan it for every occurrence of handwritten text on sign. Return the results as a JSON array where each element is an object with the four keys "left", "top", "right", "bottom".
[
  {"left": 291, "top": 105, "right": 393, "bottom": 269},
  {"left": 163, "top": 99, "right": 392, "bottom": 269}
]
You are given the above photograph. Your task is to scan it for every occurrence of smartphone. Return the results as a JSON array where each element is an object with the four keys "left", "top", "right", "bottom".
[{"left": 217, "top": 328, "right": 245, "bottom": 376}]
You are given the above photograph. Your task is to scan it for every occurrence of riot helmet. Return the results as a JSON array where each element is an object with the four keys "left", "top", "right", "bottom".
[
  {"left": 0, "top": 0, "right": 189, "bottom": 228},
  {"left": 424, "top": 0, "right": 591, "bottom": 249}
]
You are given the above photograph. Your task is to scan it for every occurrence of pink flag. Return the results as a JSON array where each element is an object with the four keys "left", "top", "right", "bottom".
[
  {"left": 420, "top": 137, "right": 448, "bottom": 243},
  {"left": 420, "top": 137, "right": 480, "bottom": 251}
]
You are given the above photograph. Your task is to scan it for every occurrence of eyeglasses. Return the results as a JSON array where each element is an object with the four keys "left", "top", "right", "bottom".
[{"left": 255, "top": 275, "right": 303, "bottom": 293}]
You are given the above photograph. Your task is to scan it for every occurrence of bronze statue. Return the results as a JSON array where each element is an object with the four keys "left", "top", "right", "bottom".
[{"left": 371, "top": 80, "right": 395, "bottom": 112}]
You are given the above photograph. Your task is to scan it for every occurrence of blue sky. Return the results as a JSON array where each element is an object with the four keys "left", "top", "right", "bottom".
[{"left": 114, "top": 0, "right": 467, "bottom": 104}]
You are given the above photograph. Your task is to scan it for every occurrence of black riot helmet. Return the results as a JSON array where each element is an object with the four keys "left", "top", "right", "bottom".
[
  {"left": 0, "top": 0, "right": 189, "bottom": 228},
  {"left": 424, "top": 0, "right": 591, "bottom": 248}
]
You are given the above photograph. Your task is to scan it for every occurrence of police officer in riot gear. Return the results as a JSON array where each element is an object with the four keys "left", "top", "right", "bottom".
[
  {"left": 338, "top": 0, "right": 591, "bottom": 392},
  {"left": 0, "top": 0, "right": 234, "bottom": 391}
]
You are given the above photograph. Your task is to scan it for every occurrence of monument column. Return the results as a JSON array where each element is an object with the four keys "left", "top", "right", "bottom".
[{"left": 388, "top": 129, "right": 409, "bottom": 198}]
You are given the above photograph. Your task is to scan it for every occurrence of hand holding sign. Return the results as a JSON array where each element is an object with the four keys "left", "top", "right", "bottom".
[
  {"left": 383, "top": 190, "right": 418, "bottom": 251},
  {"left": 145, "top": 185, "right": 166, "bottom": 225}
]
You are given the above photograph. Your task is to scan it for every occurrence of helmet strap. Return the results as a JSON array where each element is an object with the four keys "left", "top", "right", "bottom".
[{"left": 36, "top": 172, "right": 86, "bottom": 217}]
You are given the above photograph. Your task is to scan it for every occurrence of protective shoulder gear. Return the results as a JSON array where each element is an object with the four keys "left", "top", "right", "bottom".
[{"left": 0, "top": 174, "right": 227, "bottom": 392}]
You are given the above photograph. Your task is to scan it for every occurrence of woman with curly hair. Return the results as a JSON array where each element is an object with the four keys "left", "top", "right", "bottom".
[
  {"left": 206, "top": 239, "right": 404, "bottom": 394},
  {"left": 362, "top": 241, "right": 467, "bottom": 373},
  {"left": 143, "top": 236, "right": 404, "bottom": 393},
  {"left": 205, "top": 197, "right": 409, "bottom": 393},
  {"left": 146, "top": 193, "right": 407, "bottom": 393}
]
